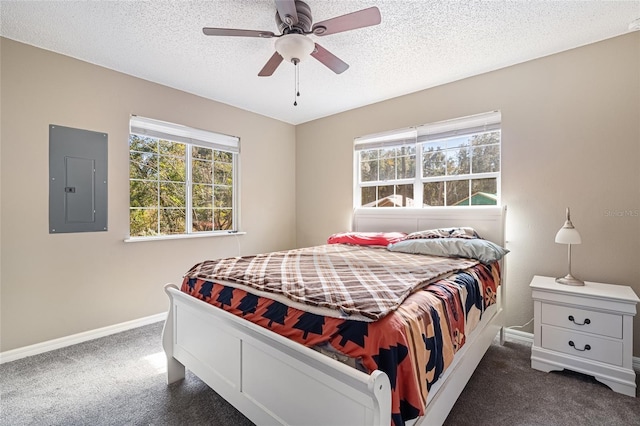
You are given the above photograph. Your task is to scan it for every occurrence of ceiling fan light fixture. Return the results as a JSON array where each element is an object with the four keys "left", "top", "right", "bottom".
[
  {"left": 275, "top": 34, "right": 315, "bottom": 63},
  {"left": 203, "top": 1, "right": 381, "bottom": 77}
]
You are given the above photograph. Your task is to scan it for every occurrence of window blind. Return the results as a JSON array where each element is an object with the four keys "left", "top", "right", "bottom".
[
  {"left": 417, "top": 111, "right": 501, "bottom": 142},
  {"left": 130, "top": 115, "right": 240, "bottom": 154},
  {"left": 354, "top": 129, "right": 417, "bottom": 151},
  {"left": 354, "top": 111, "right": 500, "bottom": 150}
]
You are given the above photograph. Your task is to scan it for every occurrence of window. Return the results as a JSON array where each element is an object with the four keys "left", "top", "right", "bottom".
[
  {"left": 355, "top": 112, "right": 500, "bottom": 207},
  {"left": 129, "top": 116, "right": 239, "bottom": 238}
]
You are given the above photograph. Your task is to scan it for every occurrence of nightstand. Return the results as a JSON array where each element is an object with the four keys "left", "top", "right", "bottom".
[{"left": 530, "top": 275, "right": 639, "bottom": 397}]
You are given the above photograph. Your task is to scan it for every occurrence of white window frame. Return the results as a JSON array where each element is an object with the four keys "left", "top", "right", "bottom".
[
  {"left": 127, "top": 116, "right": 240, "bottom": 240},
  {"left": 354, "top": 111, "right": 501, "bottom": 208}
]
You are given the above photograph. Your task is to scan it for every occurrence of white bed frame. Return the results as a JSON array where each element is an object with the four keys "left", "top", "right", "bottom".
[{"left": 162, "top": 206, "right": 506, "bottom": 426}]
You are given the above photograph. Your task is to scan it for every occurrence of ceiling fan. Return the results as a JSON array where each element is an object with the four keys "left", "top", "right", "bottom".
[{"left": 202, "top": 0, "right": 381, "bottom": 77}]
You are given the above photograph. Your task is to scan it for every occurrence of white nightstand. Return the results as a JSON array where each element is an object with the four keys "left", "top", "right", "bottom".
[{"left": 530, "top": 275, "right": 639, "bottom": 397}]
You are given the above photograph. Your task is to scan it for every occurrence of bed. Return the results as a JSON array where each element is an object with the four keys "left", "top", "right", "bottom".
[{"left": 162, "top": 206, "right": 507, "bottom": 426}]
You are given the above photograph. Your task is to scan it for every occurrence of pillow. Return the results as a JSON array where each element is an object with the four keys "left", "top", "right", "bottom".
[
  {"left": 327, "top": 231, "right": 407, "bottom": 246},
  {"left": 387, "top": 237, "right": 509, "bottom": 264},
  {"left": 406, "top": 227, "right": 481, "bottom": 240}
]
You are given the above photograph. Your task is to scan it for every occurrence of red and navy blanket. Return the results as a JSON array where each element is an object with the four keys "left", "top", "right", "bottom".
[{"left": 181, "top": 257, "right": 500, "bottom": 425}]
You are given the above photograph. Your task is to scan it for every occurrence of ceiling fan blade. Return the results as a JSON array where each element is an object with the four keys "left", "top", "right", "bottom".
[
  {"left": 203, "top": 27, "right": 275, "bottom": 38},
  {"left": 258, "top": 52, "right": 284, "bottom": 76},
  {"left": 310, "top": 43, "right": 349, "bottom": 74},
  {"left": 312, "top": 7, "right": 381, "bottom": 36},
  {"left": 275, "top": 0, "right": 298, "bottom": 26}
]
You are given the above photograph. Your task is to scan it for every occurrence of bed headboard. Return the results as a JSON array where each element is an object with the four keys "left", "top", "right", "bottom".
[{"left": 353, "top": 206, "right": 506, "bottom": 246}]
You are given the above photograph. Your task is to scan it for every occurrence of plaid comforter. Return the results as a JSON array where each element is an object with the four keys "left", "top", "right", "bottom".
[
  {"left": 181, "top": 244, "right": 501, "bottom": 425},
  {"left": 184, "top": 244, "right": 479, "bottom": 321}
]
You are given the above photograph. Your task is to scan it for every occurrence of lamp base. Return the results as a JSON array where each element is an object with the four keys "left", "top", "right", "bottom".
[{"left": 556, "top": 274, "right": 585, "bottom": 286}]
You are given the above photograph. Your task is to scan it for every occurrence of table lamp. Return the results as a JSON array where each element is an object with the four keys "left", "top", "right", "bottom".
[{"left": 555, "top": 207, "right": 584, "bottom": 286}]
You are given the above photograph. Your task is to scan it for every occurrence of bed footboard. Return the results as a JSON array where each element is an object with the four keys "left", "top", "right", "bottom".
[
  {"left": 161, "top": 287, "right": 186, "bottom": 384},
  {"left": 162, "top": 284, "right": 392, "bottom": 426}
]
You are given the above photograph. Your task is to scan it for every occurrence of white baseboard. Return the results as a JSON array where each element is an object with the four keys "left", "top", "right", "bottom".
[
  {"left": 503, "top": 328, "right": 534, "bottom": 345},
  {"left": 2, "top": 316, "right": 639, "bottom": 374},
  {"left": 503, "top": 328, "right": 640, "bottom": 374},
  {"left": 0, "top": 312, "right": 167, "bottom": 364}
]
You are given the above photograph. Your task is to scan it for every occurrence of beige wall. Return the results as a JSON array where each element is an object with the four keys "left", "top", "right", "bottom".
[
  {"left": 2, "top": 32, "right": 639, "bottom": 357},
  {"left": 296, "top": 33, "right": 640, "bottom": 355},
  {"left": 0, "top": 38, "right": 296, "bottom": 352}
]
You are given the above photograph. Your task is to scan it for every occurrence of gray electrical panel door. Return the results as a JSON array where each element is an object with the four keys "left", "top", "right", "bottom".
[{"left": 49, "top": 124, "right": 108, "bottom": 233}]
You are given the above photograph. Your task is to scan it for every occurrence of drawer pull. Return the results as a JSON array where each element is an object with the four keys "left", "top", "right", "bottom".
[
  {"left": 568, "top": 340, "right": 591, "bottom": 351},
  {"left": 568, "top": 315, "right": 590, "bottom": 326}
]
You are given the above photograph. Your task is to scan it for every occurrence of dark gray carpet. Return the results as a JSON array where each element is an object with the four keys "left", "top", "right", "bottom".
[
  {"left": 0, "top": 322, "right": 253, "bottom": 426},
  {"left": 444, "top": 339, "right": 640, "bottom": 426},
  {"left": 1, "top": 322, "right": 638, "bottom": 425}
]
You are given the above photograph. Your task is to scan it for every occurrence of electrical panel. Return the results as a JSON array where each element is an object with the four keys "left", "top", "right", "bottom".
[{"left": 49, "top": 124, "right": 108, "bottom": 233}]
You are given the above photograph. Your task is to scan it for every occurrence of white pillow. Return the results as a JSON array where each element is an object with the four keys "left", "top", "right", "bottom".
[{"left": 387, "top": 238, "right": 508, "bottom": 264}]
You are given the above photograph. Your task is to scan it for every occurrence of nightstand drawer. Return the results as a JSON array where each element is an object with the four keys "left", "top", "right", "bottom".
[
  {"left": 541, "top": 325, "right": 623, "bottom": 366},
  {"left": 541, "top": 303, "right": 622, "bottom": 339}
]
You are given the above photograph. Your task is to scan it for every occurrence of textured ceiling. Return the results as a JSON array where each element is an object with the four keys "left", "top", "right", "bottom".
[{"left": 1, "top": 1, "right": 639, "bottom": 125}]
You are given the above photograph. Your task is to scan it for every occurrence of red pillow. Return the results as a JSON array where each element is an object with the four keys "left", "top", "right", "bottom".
[{"left": 327, "top": 232, "right": 407, "bottom": 246}]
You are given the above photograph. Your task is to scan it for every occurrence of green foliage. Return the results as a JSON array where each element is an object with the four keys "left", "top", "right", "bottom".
[
  {"left": 129, "top": 134, "right": 234, "bottom": 237},
  {"left": 130, "top": 180, "right": 157, "bottom": 208},
  {"left": 423, "top": 149, "right": 446, "bottom": 177},
  {"left": 193, "top": 184, "right": 213, "bottom": 208},
  {"left": 159, "top": 155, "right": 186, "bottom": 182},
  {"left": 160, "top": 208, "right": 186, "bottom": 234},
  {"left": 214, "top": 208, "right": 233, "bottom": 230},
  {"left": 159, "top": 182, "right": 186, "bottom": 207},
  {"left": 214, "top": 162, "right": 233, "bottom": 185},
  {"left": 192, "top": 208, "right": 213, "bottom": 232},
  {"left": 129, "top": 209, "right": 158, "bottom": 236},
  {"left": 423, "top": 181, "right": 444, "bottom": 206},
  {"left": 360, "top": 146, "right": 415, "bottom": 182},
  {"left": 360, "top": 130, "right": 500, "bottom": 207},
  {"left": 193, "top": 159, "right": 213, "bottom": 184}
]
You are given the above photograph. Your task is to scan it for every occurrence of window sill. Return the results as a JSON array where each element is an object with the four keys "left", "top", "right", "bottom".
[{"left": 124, "top": 231, "right": 246, "bottom": 243}]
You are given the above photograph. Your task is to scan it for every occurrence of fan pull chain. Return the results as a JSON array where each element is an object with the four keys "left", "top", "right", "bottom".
[
  {"left": 296, "top": 62, "right": 300, "bottom": 98},
  {"left": 293, "top": 59, "right": 300, "bottom": 106}
]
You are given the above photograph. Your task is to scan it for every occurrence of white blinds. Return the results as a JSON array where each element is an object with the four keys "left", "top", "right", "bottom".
[
  {"left": 354, "top": 128, "right": 417, "bottom": 151},
  {"left": 130, "top": 115, "right": 240, "bottom": 154},
  {"left": 417, "top": 111, "right": 501, "bottom": 142},
  {"left": 354, "top": 111, "right": 500, "bottom": 150}
]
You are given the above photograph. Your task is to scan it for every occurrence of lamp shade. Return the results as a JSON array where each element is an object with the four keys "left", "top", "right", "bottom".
[
  {"left": 555, "top": 226, "right": 582, "bottom": 244},
  {"left": 555, "top": 207, "right": 581, "bottom": 244},
  {"left": 274, "top": 34, "right": 315, "bottom": 63}
]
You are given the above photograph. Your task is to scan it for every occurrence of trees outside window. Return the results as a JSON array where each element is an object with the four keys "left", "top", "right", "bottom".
[
  {"left": 421, "top": 131, "right": 500, "bottom": 206},
  {"left": 128, "top": 117, "right": 238, "bottom": 238},
  {"left": 355, "top": 112, "right": 501, "bottom": 208}
]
